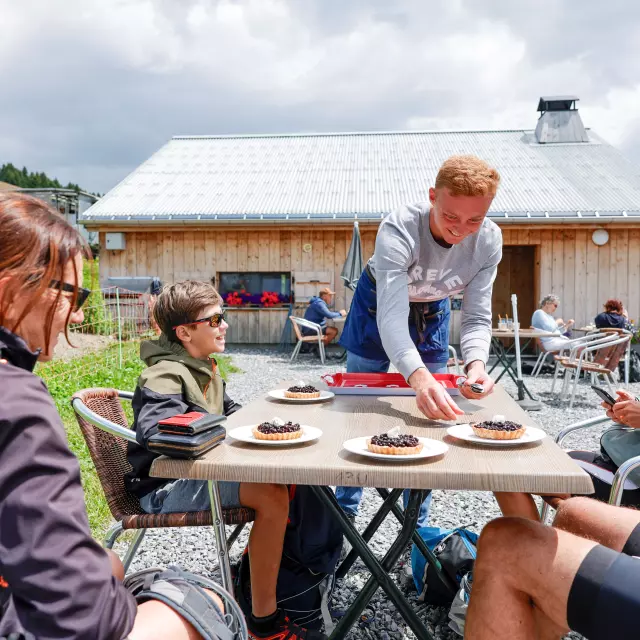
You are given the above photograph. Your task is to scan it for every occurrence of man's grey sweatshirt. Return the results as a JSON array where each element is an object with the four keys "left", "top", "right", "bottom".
[{"left": 369, "top": 202, "right": 502, "bottom": 380}]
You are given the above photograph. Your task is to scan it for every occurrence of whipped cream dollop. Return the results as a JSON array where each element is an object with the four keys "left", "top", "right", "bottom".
[
  {"left": 271, "top": 416, "right": 285, "bottom": 426},
  {"left": 296, "top": 380, "right": 306, "bottom": 387},
  {"left": 386, "top": 426, "right": 401, "bottom": 438},
  {"left": 492, "top": 414, "right": 506, "bottom": 423}
]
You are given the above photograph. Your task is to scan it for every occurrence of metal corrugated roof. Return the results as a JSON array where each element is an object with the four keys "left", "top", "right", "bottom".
[{"left": 82, "top": 129, "right": 640, "bottom": 224}]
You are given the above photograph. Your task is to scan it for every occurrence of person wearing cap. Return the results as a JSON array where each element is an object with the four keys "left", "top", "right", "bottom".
[
  {"left": 302, "top": 287, "right": 347, "bottom": 345},
  {"left": 336, "top": 155, "right": 504, "bottom": 529}
]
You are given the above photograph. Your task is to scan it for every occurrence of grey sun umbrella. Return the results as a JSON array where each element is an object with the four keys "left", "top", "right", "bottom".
[{"left": 341, "top": 221, "right": 364, "bottom": 291}]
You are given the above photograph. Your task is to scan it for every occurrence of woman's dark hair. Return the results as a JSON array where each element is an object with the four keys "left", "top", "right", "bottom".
[
  {"left": 604, "top": 299, "right": 624, "bottom": 314},
  {"left": 0, "top": 192, "right": 91, "bottom": 352}
]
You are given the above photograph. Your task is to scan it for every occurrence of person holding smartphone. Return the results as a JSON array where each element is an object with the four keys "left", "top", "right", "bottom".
[{"left": 566, "top": 389, "right": 640, "bottom": 507}]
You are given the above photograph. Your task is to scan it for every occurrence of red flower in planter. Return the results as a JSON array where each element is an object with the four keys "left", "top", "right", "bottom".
[
  {"left": 260, "top": 291, "right": 280, "bottom": 307},
  {"left": 226, "top": 291, "right": 244, "bottom": 306}
]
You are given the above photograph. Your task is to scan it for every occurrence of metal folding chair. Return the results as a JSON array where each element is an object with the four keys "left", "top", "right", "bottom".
[
  {"left": 447, "top": 345, "right": 463, "bottom": 374},
  {"left": 555, "top": 334, "right": 630, "bottom": 407},
  {"left": 71, "top": 388, "right": 254, "bottom": 572},
  {"left": 289, "top": 315, "right": 326, "bottom": 364}
]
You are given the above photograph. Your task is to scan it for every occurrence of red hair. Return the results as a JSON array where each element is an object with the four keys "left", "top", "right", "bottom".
[
  {"left": 0, "top": 192, "right": 91, "bottom": 352},
  {"left": 604, "top": 299, "right": 624, "bottom": 314}
]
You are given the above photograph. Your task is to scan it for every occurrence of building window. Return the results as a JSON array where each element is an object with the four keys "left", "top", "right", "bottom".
[{"left": 218, "top": 272, "right": 292, "bottom": 307}]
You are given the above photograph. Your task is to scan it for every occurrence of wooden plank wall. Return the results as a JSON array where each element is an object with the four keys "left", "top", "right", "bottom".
[
  {"left": 99, "top": 225, "right": 640, "bottom": 343},
  {"left": 99, "top": 227, "right": 378, "bottom": 343},
  {"left": 502, "top": 227, "right": 640, "bottom": 328}
]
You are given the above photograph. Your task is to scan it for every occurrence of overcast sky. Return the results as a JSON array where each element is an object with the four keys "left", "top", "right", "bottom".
[{"left": 1, "top": 0, "right": 639, "bottom": 194}]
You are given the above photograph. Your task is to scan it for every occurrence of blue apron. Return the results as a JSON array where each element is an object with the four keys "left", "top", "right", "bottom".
[{"left": 339, "top": 266, "right": 450, "bottom": 365}]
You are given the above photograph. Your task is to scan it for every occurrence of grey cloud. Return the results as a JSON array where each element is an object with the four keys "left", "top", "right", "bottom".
[{"left": 0, "top": 0, "right": 638, "bottom": 193}]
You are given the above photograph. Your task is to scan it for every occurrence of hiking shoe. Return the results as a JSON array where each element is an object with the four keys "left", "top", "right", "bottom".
[
  {"left": 338, "top": 513, "right": 357, "bottom": 563},
  {"left": 248, "top": 609, "right": 328, "bottom": 639}
]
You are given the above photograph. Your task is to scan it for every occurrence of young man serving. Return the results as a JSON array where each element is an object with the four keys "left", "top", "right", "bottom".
[{"left": 337, "top": 155, "right": 503, "bottom": 526}]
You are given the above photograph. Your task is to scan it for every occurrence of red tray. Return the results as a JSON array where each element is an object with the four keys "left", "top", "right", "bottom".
[{"left": 320, "top": 372, "right": 465, "bottom": 396}]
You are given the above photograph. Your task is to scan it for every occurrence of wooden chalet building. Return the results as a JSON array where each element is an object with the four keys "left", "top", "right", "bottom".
[{"left": 82, "top": 96, "right": 640, "bottom": 344}]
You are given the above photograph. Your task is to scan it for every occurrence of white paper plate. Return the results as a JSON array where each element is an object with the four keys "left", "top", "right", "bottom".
[
  {"left": 446, "top": 424, "right": 546, "bottom": 446},
  {"left": 342, "top": 436, "right": 448, "bottom": 461},
  {"left": 228, "top": 424, "right": 322, "bottom": 446},
  {"left": 268, "top": 389, "right": 335, "bottom": 403}
]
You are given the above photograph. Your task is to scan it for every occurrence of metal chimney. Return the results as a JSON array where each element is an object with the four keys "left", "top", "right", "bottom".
[{"left": 535, "top": 96, "right": 589, "bottom": 144}]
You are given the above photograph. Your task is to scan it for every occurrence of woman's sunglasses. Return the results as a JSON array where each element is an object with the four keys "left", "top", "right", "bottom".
[
  {"left": 173, "top": 311, "right": 226, "bottom": 331},
  {"left": 49, "top": 280, "right": 92, "bottom": 311}
]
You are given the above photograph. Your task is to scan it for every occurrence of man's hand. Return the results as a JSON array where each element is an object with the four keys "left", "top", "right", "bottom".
[
  {"left": 340, "top": 309, "right": 347, "bottom": 317},
  {"left": 608, "top": 390, "right": 640, "bottom": 428},
  {"left": 409, "top": 368, "right": 464, "bottom": 421},
  {"left": 603, "top": 389, "right": 634, "bottom": 420},
  {"left": 460, "top": 360, "right": 494, "bottom": 399}
]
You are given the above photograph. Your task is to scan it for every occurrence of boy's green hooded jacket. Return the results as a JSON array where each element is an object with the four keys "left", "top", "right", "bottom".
[{"left": 125, "top": 335, "right": 241, "bottom": 498}]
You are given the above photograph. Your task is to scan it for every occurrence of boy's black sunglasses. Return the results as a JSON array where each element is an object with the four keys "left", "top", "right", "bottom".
[
  {"left": 173, "top": 311, "right": 226, "bottom": 331},
  {"left": 49, "top": 280, "right": 92, "bottom": 311}
]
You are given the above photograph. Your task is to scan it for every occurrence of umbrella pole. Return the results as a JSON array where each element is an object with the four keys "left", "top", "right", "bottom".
[{"left": 511, "top": 293, "right": 541, "bottom": 411}]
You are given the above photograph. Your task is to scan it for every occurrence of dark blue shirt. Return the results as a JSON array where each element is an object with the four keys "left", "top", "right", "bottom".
[
  {"left": 594, "top": 312, "right": 628, "bottom": 330},
  {"left": 304, "top": 296, "right": 342, "bottom": 328}
]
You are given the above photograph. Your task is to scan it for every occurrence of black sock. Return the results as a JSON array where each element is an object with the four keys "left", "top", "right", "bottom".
[{"left": 250, "top": 609, "right": 280, "bottom": 632}]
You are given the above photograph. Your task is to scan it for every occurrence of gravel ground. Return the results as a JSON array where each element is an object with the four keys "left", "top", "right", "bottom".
[{"left": 121, "top": 345, "right": 638, "bottom": 638}]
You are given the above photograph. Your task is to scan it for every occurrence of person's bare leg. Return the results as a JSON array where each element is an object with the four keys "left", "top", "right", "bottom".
[
  {"left": 553, "top": 496, "right": 640, "bottom": 552},
  {"left": 239, "top": 482, "right": 289, "bottom": 617},
  {"left": 129, "top": 591, "right": 224, "bottom": 640},
  {"left": 323, "top": 327, "right": 338, "bottom": 345},
  {"left": 494, "top": 491, "right": 540, "bottom": 521},
  {"left": 106, "top": 549, "right": 125, "bottom": 581},
  {"left": 466, "top": 517, "right": 597, "bottom": 640}
]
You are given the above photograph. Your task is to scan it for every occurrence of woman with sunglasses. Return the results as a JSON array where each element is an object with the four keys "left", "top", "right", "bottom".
[{"left": 0, "top": 194, "right": 233, "bottom": 640}]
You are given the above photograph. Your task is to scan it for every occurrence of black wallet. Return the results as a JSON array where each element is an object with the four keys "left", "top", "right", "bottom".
[{"left": 148, "top": 425, "right": 226, "bottom": 459}]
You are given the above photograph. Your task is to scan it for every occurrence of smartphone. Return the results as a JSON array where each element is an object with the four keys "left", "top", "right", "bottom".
[{"left": 591, "top": 385, "right": 616, "bottom": 407}]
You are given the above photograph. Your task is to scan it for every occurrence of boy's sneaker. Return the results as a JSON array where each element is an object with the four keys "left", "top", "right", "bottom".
[{"left": 248, "top": 609, "right": 328, "bottom": 639}]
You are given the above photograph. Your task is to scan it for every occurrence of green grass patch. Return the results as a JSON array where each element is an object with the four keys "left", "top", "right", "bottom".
[{"left": 38, "top": 342, "right": 240, "bottom": 538}]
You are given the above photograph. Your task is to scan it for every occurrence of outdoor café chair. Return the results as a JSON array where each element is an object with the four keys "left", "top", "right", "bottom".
[
  {"left": 447, "top": 345, "right": 464, "bottom": 374},
  {"left": 536, "top": 331, "right": 607, "bottom": 380},
  {"left": 540, "top": 415, "right": 640, "bottom": 524},
  {"left": 71, "top": 388, "right": 254, "bottom": 572},
  {"left": 289, "top": 315, "right": 326, "bottom": 364},
  {"left": 555, "top": 334, "right": 630, "bottom": 407}
]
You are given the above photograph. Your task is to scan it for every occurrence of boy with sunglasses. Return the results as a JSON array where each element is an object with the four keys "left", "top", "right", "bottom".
[{"left": 126, "top": 280, "right": 327, "bottom": 640}]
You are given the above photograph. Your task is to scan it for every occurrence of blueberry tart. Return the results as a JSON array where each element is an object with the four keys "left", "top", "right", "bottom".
[
  {"left": 284, "top": 380, "right": 320, "bottom": 399},
  {"left": 253, "top": 417, "right": 303, "bottom": 441},
  {"left": 367, "top": 427, "right": 423, "bottom": 455},
  {"left": 471, "top": 415, "right": 526, "bottom": 440}
]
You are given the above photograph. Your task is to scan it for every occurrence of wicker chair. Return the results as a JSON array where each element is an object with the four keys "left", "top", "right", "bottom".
[{"left": 71, "top": 388, "right": 254, "bottom": 572}]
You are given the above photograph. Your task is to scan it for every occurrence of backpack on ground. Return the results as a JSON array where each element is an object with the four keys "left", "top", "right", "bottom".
[
  {"left": 411, "top": 526, "right": 478, "bottom": 606},
  {"left": 618, "top": 350, "right": 640, "bottom": 383},
  {"left": 234, "top": 485, "right": 343, "bottom": 631}
]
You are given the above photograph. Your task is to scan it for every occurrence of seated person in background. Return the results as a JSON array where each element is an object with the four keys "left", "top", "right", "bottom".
[
  {"left": 126, "top": 280, "right": 326, "bottom": 640},
  {"left": 531, "top": 293, "right": 574, "bottom": 351},
  {"left": 595, "top": 298, "right": 630, "bottom": 331},
  {"left": 568, "top": 389, "right": 640, "bottom": 507},
  {"left": 303, "top": 287, "right": 346, "bottom": 345},
  {"left": 466, "top": 497, "right": 640, "bottom": 640},
  {"left": 0, "top": 193, "right": 228, "bottom": 640}
]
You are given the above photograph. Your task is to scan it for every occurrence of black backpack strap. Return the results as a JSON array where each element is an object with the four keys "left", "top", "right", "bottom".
[{"left": 123, "top": 566, "right": 246, "bottom": 640}]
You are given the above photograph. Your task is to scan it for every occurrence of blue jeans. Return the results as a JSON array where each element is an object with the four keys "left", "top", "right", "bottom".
[{"left": 335, "top": 353, "right": 447, "bottom": 527}]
